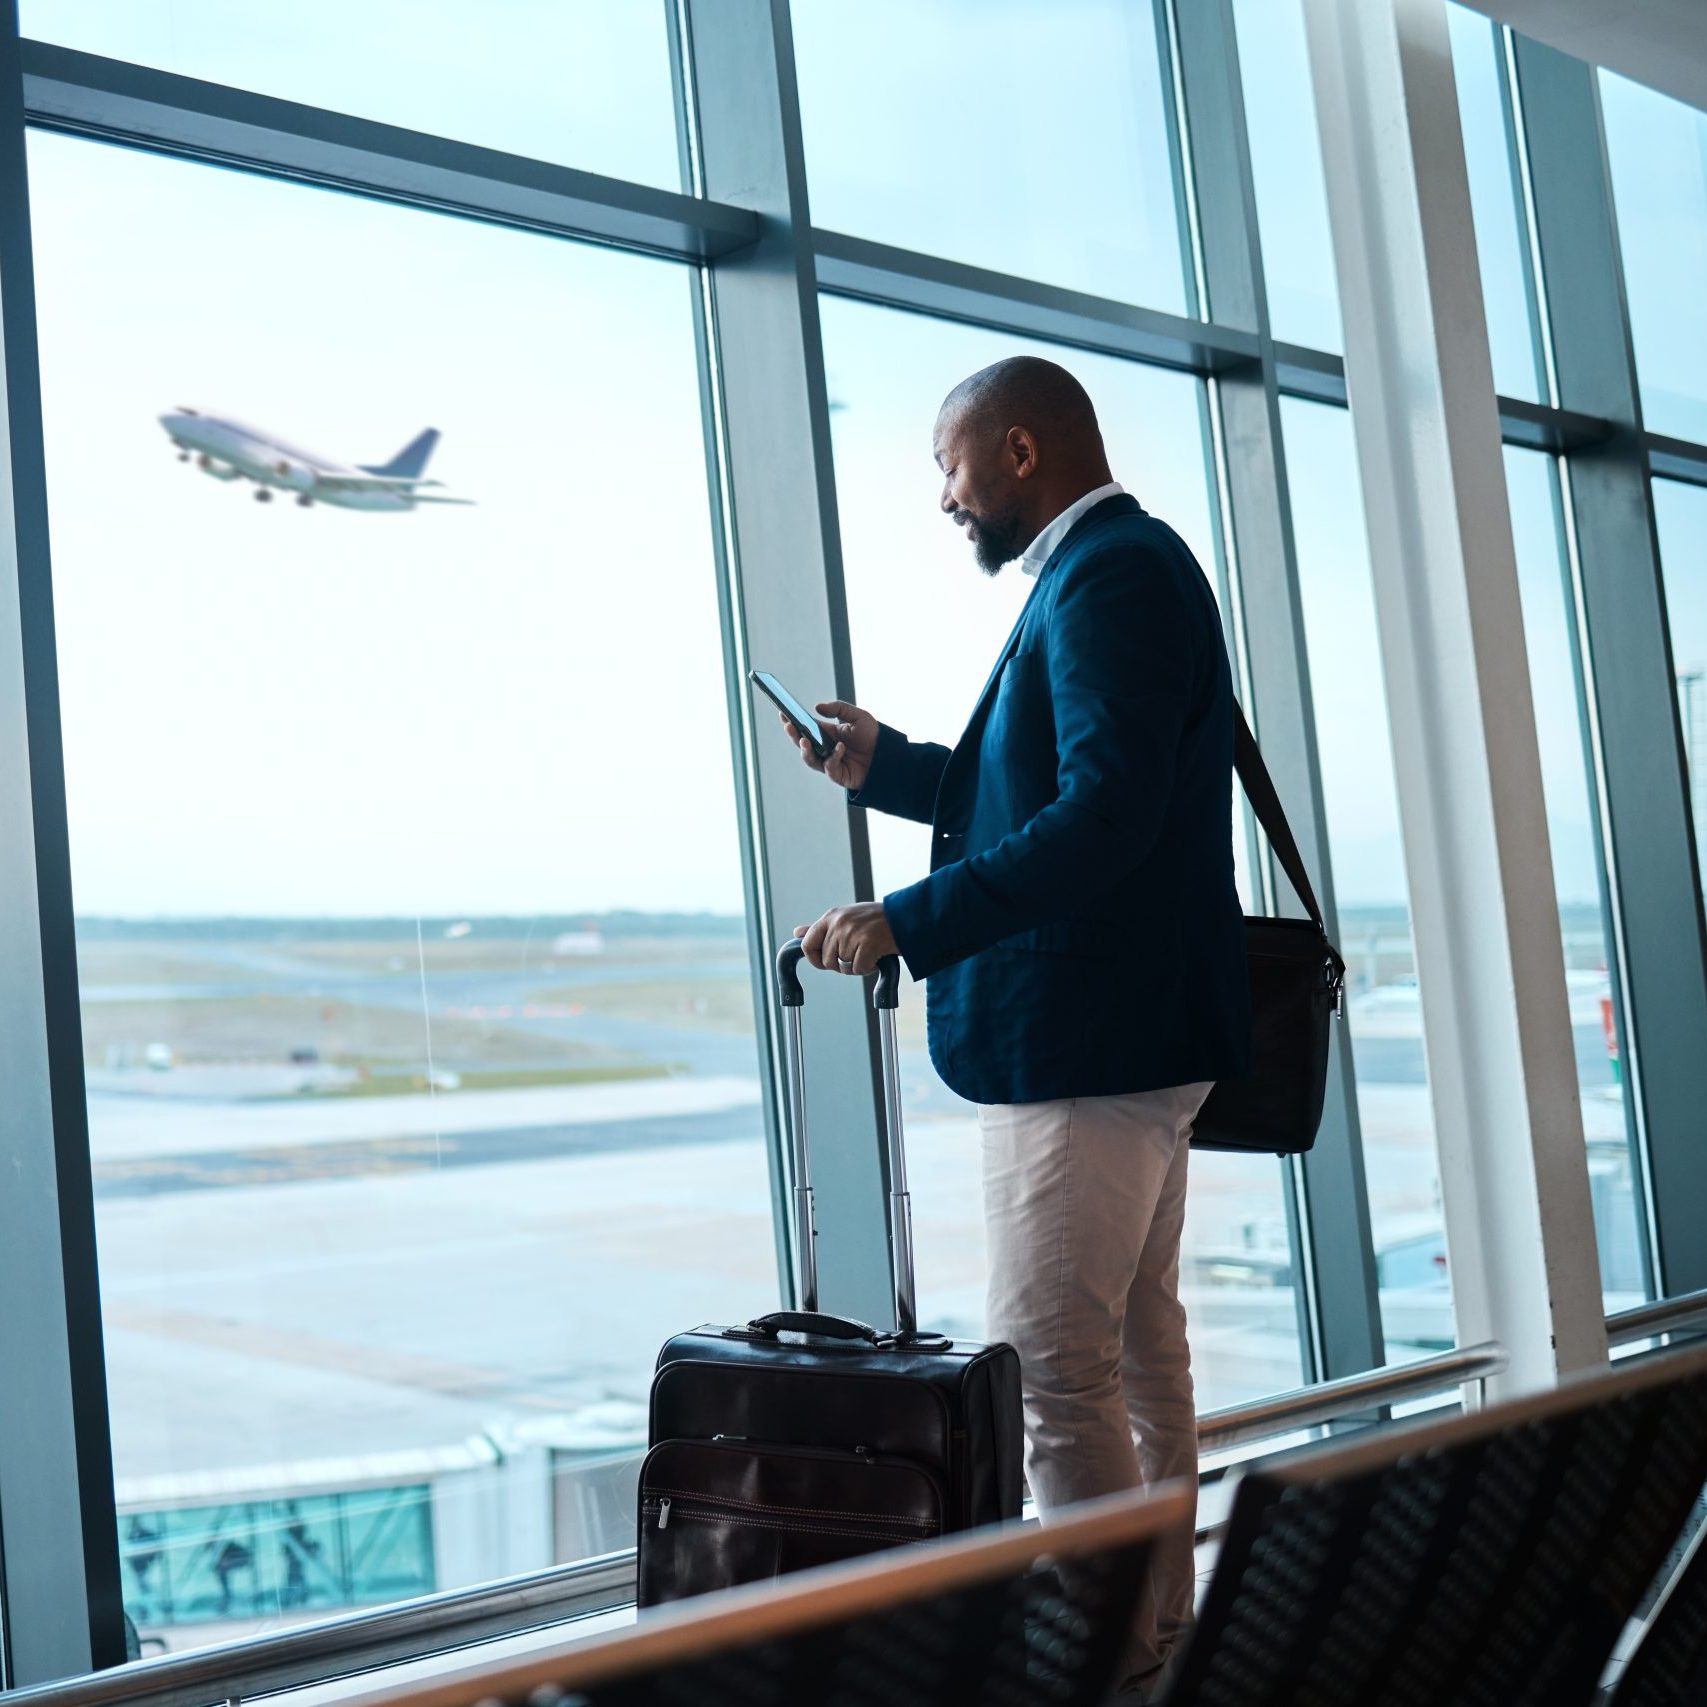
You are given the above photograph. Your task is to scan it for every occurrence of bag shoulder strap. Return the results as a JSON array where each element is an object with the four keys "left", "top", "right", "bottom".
[{"left": 1233, "top": 701, "right": 1328, "bottom": 931}]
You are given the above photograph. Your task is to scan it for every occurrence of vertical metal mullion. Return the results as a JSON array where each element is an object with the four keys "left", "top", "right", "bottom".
[
  {"left": 1168, "top": 0, "right": 1384, "bottom": 1384},
  {"left": 1512, "top": 36, "right": 1707, "bottom": 1300},
  {"left": 666, "top": 2, "right": 793, "bottom": 1305},
  {"left": 0, "top": 6, "right": 125, "bottom": 1683},
  {"left": 1544, "top": 449, "right": 1655, "bottom": 1299},
  {"left": 676, "top": 0, "right": 894, "bottom": 1328}
]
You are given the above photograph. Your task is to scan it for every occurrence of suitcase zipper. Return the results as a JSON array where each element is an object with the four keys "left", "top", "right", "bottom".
[{"left": 640, "top": 1439, "right": 947, "bottom": 1537}]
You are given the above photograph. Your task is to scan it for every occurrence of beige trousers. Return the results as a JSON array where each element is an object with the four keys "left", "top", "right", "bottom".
[{"left": 979, "top": 1081, "right": 1212, "bottom": 1678}]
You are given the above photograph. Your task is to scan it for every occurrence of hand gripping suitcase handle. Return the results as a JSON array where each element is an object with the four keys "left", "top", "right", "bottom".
[
  {"left": 777, "top": 938, "right": 900, "bottom": 1009},
  {"left": 774, "top": 938, "right": 918, "bottom": 1337}
]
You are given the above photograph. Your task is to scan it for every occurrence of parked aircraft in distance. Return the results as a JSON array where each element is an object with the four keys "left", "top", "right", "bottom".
[{"left": 158, "top": 409, "right": 475, "bottom": 510}]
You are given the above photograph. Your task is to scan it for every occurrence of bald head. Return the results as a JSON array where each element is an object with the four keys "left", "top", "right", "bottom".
[
  {"left": 933, "top": 357, "right": 1114, "bottom": 574},
  {"left": 938, "top": 356, "right": 1103, "bottom": 453}
]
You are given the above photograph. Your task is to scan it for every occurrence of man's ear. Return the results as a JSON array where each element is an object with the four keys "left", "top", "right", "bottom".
[{"left": 1007, "top": 425, "right": 1039, "bottom": 481}]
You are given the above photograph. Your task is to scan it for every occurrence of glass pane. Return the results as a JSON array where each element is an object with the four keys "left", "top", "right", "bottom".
[
  {"left": 20, "top": 0, "right": 682, "bottom": 188},
  {"left": 1601, "top": 72, "right": 1707, "bottom": 443},
  {"left": 1446, "top": 7, "right": 1542, "bottom": 402},
  {"left": 793, "top": 1, "right": 1186, "bottom": 312},
  {"left": 1280, "top": 396, "right": 1453, "bottom": 1361},
  {"left": 821, "top": 296, "right": 1306, "bottom": 1409},
  {"left": 1655, "top": 479, "right": 1707, "bottom": 902},
  {"left": 1504, "top": 447, "right": 1645, "bottom": 1306},
  {"left": 1234, "top": 0, "right": 1540, "bottom": 396},
  {"left": 30, "top": 133, "right": 768, "bottom": 1652},
  {"left": 1231, "top": 0, "right": 1341, "bottom": 351}
]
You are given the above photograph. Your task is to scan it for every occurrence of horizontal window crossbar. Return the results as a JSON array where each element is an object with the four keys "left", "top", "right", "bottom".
[
  {"left": 811, "top": 227, "right": 1260, "bottom": 375},
  {"left": 19, "top": 40, "right": 760, "bottom": 263},
  {"left": 1274, "top": 347, "right": 1619, "bottom": 455},
  {"left": 1273, "top": 341, "right": 1347, "bottom": 407},
  {"left": 1646, "top": 431, "right": 1707, "bottom": 488},
  {"left": 809, "top": 239, "right": 1648, "bottom": 473},
  {"left": 1498, "top": 395, "right": 1614, "bottom": 453}
]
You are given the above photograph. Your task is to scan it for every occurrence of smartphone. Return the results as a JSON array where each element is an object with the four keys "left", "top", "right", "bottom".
[{"left": 750, "top": 669, "right": 837, "bottom": 764}]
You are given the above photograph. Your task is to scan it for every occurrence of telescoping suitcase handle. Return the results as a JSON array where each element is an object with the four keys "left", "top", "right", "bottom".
[{"left": 775, "top": 937, "right": 920, "bottom": 1341}]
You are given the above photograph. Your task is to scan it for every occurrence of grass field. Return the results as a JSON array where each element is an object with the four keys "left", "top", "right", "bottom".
[{"left": 312, "top": 1062, "right": 677, "bottom": 1098}]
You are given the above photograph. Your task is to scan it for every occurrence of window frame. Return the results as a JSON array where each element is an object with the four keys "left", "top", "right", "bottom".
[{"left": 1, "top": 0, "right": 1703, "bottom": 1684}]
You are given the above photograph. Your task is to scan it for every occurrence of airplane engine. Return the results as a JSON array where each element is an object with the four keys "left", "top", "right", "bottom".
[
  {"left": 270, "top": 457, "right": 314, "bottom": 493},
  {"left": 196, "top": 453, "right": 242, "bottom": 482}
]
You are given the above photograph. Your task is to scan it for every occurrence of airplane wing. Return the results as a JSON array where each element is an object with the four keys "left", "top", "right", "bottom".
[
  {"left": 410, "top": 494, "right": 478, "bottom": 506},
  {"left": 312, "top": 472, "right": 447, "bottom": 492}
]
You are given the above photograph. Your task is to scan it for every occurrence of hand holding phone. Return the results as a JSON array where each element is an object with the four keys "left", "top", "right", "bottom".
[{"left": 749, "top": 670, "right": 877, "bottom": 791}]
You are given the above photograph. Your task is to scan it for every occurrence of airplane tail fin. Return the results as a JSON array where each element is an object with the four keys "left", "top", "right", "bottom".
[{"left": 360, "top": 427, "right": 440, "bottom": 480}]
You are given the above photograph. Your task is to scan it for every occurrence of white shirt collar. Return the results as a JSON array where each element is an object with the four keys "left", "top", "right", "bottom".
[{"left": 1018, "top": 481, "right": 1126, "bottom": 577}]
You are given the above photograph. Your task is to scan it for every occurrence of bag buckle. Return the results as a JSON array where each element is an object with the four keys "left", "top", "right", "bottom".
[{"left": 1325, "top": 956, "right": 1346, "bottom": 1018}]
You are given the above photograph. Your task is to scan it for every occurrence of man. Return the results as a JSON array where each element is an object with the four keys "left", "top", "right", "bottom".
[{"left": 786, "top": 356, "right": 1250, "bottom": 1697}]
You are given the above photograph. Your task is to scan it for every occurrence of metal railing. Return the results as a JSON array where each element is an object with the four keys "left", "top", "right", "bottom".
[
  {"left": 1607, "top": 1285, "right": 1707, "bottom": 1348},
  {"left": 2, "top": 1553, "right": 635, "bottom": 1707},
  {"left": 16, "top": 1314, "right": 1701, "bottom": 1707},
  {"left": 17, "top": 1311, "right": 1707, "bottom": 1707},
  {"left": 1197, "top": 1339, "right": 1508, "bottom": 1454},
  {"left": 2, "top": 1339, "right": 1513, "bottom": 1707}
]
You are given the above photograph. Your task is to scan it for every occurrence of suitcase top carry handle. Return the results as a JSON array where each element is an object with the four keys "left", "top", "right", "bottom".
[
  {"left": 742, "top": 1310, "right": 883, "bottom": 1345},
  {"left": 777, "top": 937, "right": 901, "bottom": 1010}
]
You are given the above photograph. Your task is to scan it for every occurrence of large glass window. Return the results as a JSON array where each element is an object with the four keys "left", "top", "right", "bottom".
[
  {"left": 1231, "top": 0, "right": 1340, "bottom": 352},
  {"left": 30, "top": 134, "right": 767, "bottom": 1652},
  {"left": 1447, "top": 8, "right": 1542, "bottom": 403},
  {"left": 1655, "top": 479, "right": 1707, "bottom": 901},
  {"left": 1234, "top": 0, "right": 1540, "bottom": 400},
  {"left": 19, "top": 1, "right": 683, "bottom": 188},
  {"left": 820, "top": 296, "right": 1308, "bottom": 1408},
  {"left": 792, "top": 0, "right": 1186, "bottom": 312},
  {"left": 1600, "top": 75, "right": 1707, "bottom": 444},
  {"left": 1505, "top": 448, "right": 1644, "bottom": 1306},
  {"left": 1284, "top": 413, "right": 1651, "bottom": 1351},
  {"left": 1281, "top": 396, "right": 1453, "bottom": 1359}
]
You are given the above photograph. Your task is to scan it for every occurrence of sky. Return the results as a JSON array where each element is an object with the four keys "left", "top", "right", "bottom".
[
  {"left": 17, "top": 0, "right": 1669, "bottom": 920},
  {"left": 20, "top": 0, "right": 681, "bottom": 187},
  {"left": 27, "top": 132, "right": 742, "bottom": 918},
  {"left": 792, "top": 0, "right": 1183, "bottom": 312},
  {"left": 1600, "top": 70, "right": 1707, "bottom": 444}
]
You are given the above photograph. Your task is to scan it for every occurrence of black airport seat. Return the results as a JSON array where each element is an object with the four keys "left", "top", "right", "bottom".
[
  {"left": 330, "top": 1345, "right": 1707, "bottom": 1707},
  {"left": 1164, "top": 1343, "right": 1707, "bottom": 1707},
  {"left": 1605, "top": 1494, "right": 1707, "bottom": 1705},
  {"left": 341, "top": 1482, "right": 1192, "bottom": 1707}
]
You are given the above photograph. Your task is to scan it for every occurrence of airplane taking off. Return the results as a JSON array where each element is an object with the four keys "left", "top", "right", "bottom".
[{"left": 158, "top": 409, "right": 475, "bottom": 510}]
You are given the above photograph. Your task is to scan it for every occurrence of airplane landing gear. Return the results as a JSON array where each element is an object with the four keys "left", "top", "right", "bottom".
[
  {"left": 296, "top": 494, "right": 314, "bottom": 507},
  {"left": 177, "top": 450, "right": 190, "bottom": 461},
  {"left": 254, "top": 487, "right": 273, "bottom": 503}
]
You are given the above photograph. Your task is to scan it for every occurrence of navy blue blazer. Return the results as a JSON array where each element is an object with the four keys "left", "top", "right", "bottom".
[{"left": 851, "top": 493, "right": 1251, "bottom": 1105}]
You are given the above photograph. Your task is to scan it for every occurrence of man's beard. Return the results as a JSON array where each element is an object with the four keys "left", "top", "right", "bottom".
[{"left": 960, "top": 504, "right": 1025, "bottom": 576}]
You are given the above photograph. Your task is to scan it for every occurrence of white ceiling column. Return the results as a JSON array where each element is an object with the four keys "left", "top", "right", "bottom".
[{"left": 1299, "top": 0, "right": 1608, "bottom": 1393}]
